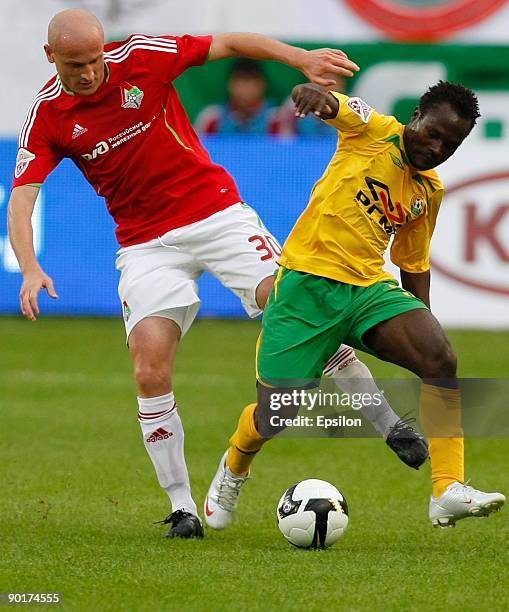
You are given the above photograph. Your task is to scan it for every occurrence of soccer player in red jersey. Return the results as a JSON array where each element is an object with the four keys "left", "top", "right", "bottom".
[{"left": 8, "top": 9, "right": 426, "bottom": 538}]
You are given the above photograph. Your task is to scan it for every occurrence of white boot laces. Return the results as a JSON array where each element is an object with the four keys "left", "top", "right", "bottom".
[{"left": 217, "top": 471, "right": 246, "bottom": 511}]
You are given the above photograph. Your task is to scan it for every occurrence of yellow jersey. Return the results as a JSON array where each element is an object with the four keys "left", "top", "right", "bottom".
[{"left": 279, "top": 92, "right": 444, "bottom": 286}]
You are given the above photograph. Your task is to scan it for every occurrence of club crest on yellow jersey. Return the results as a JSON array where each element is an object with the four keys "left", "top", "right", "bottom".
[{"left": 410, "top": 194, "right": 426, "bottom": 218}]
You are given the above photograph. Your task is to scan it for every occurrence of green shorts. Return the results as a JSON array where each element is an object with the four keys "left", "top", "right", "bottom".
[{"left": 257, "top": 267, "right": 428, "bottom": 386}]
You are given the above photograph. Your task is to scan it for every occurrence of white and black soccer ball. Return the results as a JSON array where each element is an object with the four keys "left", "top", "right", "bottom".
[{"left": 277, "top": 479, "right": 349, "bottom": 549}]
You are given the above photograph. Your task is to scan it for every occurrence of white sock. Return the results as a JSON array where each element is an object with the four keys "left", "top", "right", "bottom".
[
  {"left": 323, "top": 346, "right": 399, "bottom": 436},
  {"left": 138, "top": 392, "right": 198, "bottom": 516}
]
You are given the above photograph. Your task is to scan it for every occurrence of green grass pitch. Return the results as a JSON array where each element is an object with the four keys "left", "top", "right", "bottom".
[{"left": 1, "top": 317, "right": 508, "bottom": 611}]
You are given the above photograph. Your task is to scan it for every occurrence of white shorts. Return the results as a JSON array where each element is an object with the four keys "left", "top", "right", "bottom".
[{"left": 116, "top": 202, "right": 282, "bottom": 339}]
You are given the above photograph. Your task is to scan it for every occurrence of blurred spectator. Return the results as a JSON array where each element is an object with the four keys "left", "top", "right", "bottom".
[
  {"left": 196, "top": 63, "right": 346, "bottom": 137},
  {"left": 195, "top": 58, "right": 279, "bottom": 134}
]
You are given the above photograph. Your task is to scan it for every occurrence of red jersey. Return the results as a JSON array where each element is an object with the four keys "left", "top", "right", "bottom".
[{"left": 13, "top": 34, "right": 241, "bottom": 246}]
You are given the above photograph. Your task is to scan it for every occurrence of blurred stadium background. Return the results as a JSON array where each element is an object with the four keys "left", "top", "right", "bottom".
[
  {"left": 1, "top": 0, "right": 508, "bottom": 324},
  {"left": 2, "top": 2, "right": 509, "bottom": 610}
]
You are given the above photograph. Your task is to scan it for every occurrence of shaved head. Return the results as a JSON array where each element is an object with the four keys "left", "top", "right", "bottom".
[
  {"left": 48, "top": 8, "right": 104, "bottom": 52},
  {"left": 45, "top": 9, "right": 105, "bottom": 96}
]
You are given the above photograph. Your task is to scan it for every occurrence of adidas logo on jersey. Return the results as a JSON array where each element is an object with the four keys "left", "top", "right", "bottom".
[
  {"left": 146, "top": 427, "right": 173, "bottom": 443},
  {"left": 72, "top": 123, "right": 88, "bottom": 139}
]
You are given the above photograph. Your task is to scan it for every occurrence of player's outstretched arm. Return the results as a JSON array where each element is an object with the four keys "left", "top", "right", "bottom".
[
  {"left": 291, "top": 83, "right": 339, "bottom": 119},
  {"left": 400, "top": 270, "right": 431, "bottom": 308},
  {"left": 8, "top": 185, "right": 58, "bottom": 321},
  {"left": 208, "top": 33, "right": 359, "bottom": 88}
]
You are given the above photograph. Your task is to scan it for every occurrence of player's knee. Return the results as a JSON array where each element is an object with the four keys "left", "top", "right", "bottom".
[
  {"left": 420, "top": 344, "right": 457, "bottom": 380},
  {"left": 255, "top": 275, "right": 275, "bottom": 309},
  {"left": 133, "top": 360, "right": 172, "bottom": 395}
]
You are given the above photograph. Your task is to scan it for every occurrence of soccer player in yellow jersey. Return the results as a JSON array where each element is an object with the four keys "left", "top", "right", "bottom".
[{"left": 205, "top": 81, "right": 505, "bottom": 528}]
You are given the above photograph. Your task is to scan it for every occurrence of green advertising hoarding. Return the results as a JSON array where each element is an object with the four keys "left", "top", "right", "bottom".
[{"left": 176, "top": 43, "right": 509, "bottom": 125}]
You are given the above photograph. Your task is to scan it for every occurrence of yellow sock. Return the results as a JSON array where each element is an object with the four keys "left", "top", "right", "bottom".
[
  {"left": 428, "top": 437, "right": 464, "bottom": 497},
  {"left": 420, "top": 384, "right": 464, "bottom": 498},
  {"left": 227, "top": 403, "right": 265, "bottom": 476}
]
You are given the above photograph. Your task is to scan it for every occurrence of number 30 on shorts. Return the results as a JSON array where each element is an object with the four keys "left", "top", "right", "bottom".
[{"left": 249, "top": 234, "right": 282, "bottom": 261}]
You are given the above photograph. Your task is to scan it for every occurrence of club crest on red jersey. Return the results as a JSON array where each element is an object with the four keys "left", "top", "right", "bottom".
[
  {"left": 15, "top": 147, "right": 36, "bottom": 178},
  {"left": 120, "top": 83, "right": 144, "bottom": 109}
]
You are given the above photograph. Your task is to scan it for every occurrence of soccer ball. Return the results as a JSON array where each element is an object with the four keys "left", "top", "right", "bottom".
[{"left": 277, "top": 479, "right": 349, "bottom": 549}]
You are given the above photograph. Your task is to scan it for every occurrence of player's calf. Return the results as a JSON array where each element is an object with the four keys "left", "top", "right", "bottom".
[
  {"left": 323, "top": 348, "right": 429, "bottom": 468},
  {"left": 255, "top": 382, "right": 311, "bottom": 438}
]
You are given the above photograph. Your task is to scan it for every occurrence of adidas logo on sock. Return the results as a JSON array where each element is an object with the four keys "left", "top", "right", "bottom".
[
  {"left": 72, "top": 123, "right": 88, "bottom": 139},
  {"left": 147, "top": 427, "right": 173, "bottom": 443}
]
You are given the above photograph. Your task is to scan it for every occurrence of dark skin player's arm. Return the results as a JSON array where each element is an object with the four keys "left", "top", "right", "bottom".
[
  {"left": 291, "top": 83, "right": 339, "bottom": 119},
  {"left": 401, "top": 270, "right": 431, "bottom": 308}
]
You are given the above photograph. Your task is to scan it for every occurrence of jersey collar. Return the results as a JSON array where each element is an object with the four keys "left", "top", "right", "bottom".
[{"left": 383, "top": 130, "right": 410, "bottom": 166}]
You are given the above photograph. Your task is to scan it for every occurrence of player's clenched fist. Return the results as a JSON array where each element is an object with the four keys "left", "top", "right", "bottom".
[{"left": 292, "top": 83, "right": 340, "bottom": 120}]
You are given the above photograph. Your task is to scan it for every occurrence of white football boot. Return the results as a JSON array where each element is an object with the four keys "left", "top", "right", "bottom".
[
  {"left": 429, "top": 481, "right": 505, "bottom": 528},
  {"left": 204, "top": 450, "right": 249, "bottom": 530}
]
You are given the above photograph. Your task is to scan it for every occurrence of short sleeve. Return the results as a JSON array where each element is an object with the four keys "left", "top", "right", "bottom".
[
  {"left": 390, "top": 192, "right": 443, "bottom": 273},
  {"left": 325, "top": 92, "right": 377, "bottom": 133},
  {"left": 12, "top": 105, "right": 62, "bottom": 188},
  {"left": 134, "top": 34, "right": 212, "bottom": 84}
]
